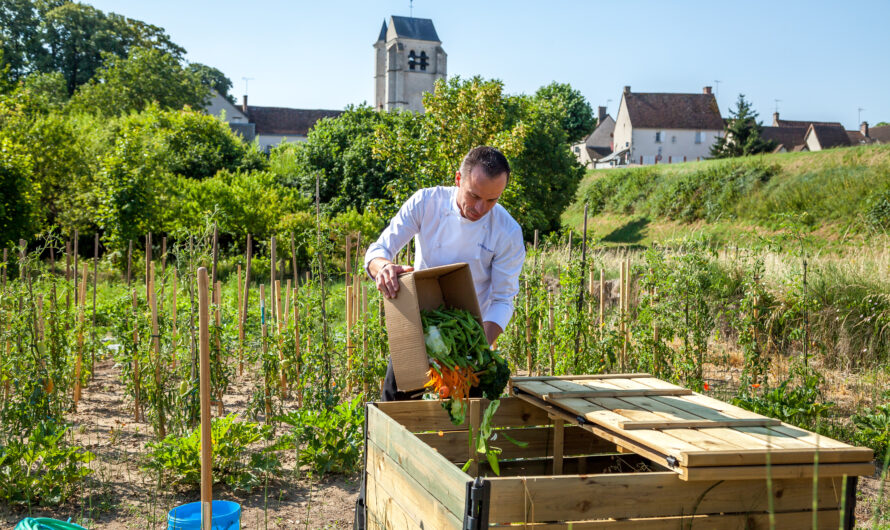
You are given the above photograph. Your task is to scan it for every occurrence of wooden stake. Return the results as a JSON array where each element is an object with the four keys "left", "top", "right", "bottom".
[
  {"left": 149, "top": 262, "right": 166, "bottom": 438},
  {"left": 171, "top": 269, "right": 178, "bottom": 369},
  {"left": 214, "top": 280, "right": 223, "bottom": 416},
  {"left": 74, "top": 263, "right": 87, "bottom": 408},
  {"left": 525, "top": 279, "right": 532, "bottom": 375},
  {"left": 290, "top": 233, "right": 298, "bottom": 284},
  {"left": 599, "top": 269, "right": 605, "bottom": 339},
  {"left": 346, "top": 284, "right": 354, "bottom": 394},
  {"left": 145, "top": 233, "right": 151, "bottom": 300},
  {"left": 294, "top": 286, "right": 302, "bottom": 407},
  {"left": 261, "top": 284, "right": 270, "bottom": 419},
  {"left": 132, "top": 289, "right": 140, "bottom": 421},
  {"left": 91, "top": 233, "right": 98, "bottom": 371},
  {"left": 197, "top": 267, "right": 213, "bottom": 530},
  {"left": 275, "top": 280, "right": 287, "bottom": 397},
  {"left": 73, "top": 230, "right": 79, "bottom": 306},
  {"left": 127, "top": 240, "right": 133, "bottom": 287},
  {"left": 270, "top": 235, "right": 276, "bottom": 324},
  {"left": 619, "top": 260, "right": 626, "bottom": 371},
  {"left": 548, "top": 290, "right": 555, "bottom": 376},
  {"left": 211, "top": 222, "right": 218, "bottom": 288},
  {"left": 652, "top": 286, "right": 660, "bottom": 375},
  {"left": 362, "top": 284, "right": 368, "bottom": 395},
  {"left": 161, "top": 236, "right": 167, "bottom": 307},
  {"left": 240, "top": 234, "right": 253, "bottom": 376}
]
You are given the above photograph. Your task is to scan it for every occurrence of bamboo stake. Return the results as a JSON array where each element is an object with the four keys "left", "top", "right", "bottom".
[
  {"left": 145, "top": 233, "right": 151, "bottom": 300},
  {"left": 149, "top": 262, "right": 166, "bottom": 438},
  {"left": 160, "top": 236, "right": 167, "bottom": 308},
  {"left": 290, "top": 233, "right": 298, "bottom": 284},
  {"left": 294, "top": 286, "right": 302, "bottom": 407},
  {"left": 619, "top": 260, "right": 626, "bottom": 371},
  {"left": 525, "top": 278, "right": 532, "bottom": 375},
  {"left": 214, "top": 281, "right": 223, "bottom": 416},
  {"left": 261, "top": 284, "right": 270, "bottom": 419},
  {"left": 197, "top": 267, "right": 212, "bottom": 530},
  {"left": 599, "top": 269, "right": 605, "bottom": 339},
  {"left": 65, "top": 240, "right": 71, "bottom": 311},
  {"left": 275, "top": 280, "right": 287, "bottom": 397},
  {"left": 652, "top": 286, "right": 660, "bottom": 375},
  {"left": 132, "top": 289, "right": 140, "bottom": 421}
]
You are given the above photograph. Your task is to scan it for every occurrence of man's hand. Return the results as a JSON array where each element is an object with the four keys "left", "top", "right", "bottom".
[
  {"left": 370, "top": 258, "right": 414, "bottom": 299},
  {"left": 483, "top": 321, "right": 503, "bottom": 348}
]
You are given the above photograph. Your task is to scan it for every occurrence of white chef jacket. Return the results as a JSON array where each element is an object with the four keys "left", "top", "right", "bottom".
[{"left": 364, "top": 186, "right": 525, "bottom": 331}]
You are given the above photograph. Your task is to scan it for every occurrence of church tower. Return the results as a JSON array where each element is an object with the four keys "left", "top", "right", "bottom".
[{"left": 374, "top": 16, "right": 446, "bottom": 112}]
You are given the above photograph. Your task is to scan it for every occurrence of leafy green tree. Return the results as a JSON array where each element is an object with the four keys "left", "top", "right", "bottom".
[
  {"left": 534, "top": 82, "right": 596, "bottom": 144},
  {"left": 272, "top": 104, "right": 404, "bottom": 213},
  {"left": 188, "top": 63, "right": 235, "bottom": 104},
  {"left": 68, "top": 47, "right": 208, "bottom": 117},
  {"left": 875, "top": 121, "right": 889, "bottom": 127},
  {"left": 0, "top": 136, "right": 39, "bottom": 246},
  {"left": 711, "top": 94, "right": 776, "bottom": 158}
]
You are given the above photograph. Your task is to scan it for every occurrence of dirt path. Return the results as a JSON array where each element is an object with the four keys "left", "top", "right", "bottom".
[{"left": 0, "top": 358, "right": 359, "bottom": 529}]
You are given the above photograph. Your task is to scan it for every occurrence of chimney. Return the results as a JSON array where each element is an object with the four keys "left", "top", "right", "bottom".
[
  {"left": 623, "top": 85, "right": 631, "bottom": 95},
  {"left": 242, "top": 95, "right": 248, "bottom": 113},
  {"left": 861, "top": 121, "right": 869, "bottom": 137},
  {"left": 703, "top": 86, "right": 712, "bottom": 95},
  {"left": 773, "top": 112, "right": 780, "bottom": 126},
  {"left": 598, "top": 106, "right": 607, "bottom": 123}
]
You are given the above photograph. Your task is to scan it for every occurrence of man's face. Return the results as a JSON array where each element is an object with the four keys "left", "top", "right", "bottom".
[{"left": 454, "top": 166, "right": 508, "bottom": 222}]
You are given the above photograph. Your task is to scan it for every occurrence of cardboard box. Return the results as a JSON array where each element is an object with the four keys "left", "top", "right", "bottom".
[{"left": 383, "top": 263, "right": 482, "bottom": 392}]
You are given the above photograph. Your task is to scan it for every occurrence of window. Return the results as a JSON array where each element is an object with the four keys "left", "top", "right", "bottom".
[
  {"left": 408, "top": 50, "right": 417, "bottom": 70},
  {"left": 419, "top": 51, "right": 429, "bottom": 71},
  {"left": 671, "top": 135, "right": 677, "bottom": 144},
  {"left": 574, "top": 146, "right": 580, "bottom": 153},
  {"left": 655, "top": 131, "right": 662, "bottom": 143},
  {"left": 695, "top": 131, "right": 704, "bottom": 144}
]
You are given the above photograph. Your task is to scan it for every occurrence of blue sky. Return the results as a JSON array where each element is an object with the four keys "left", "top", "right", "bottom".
[{"left": 87, "top": 0, "right": 890, "bottom": 129}]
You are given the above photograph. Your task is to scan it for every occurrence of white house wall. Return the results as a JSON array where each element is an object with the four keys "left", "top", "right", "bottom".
[
  {"left": 630, "top": 128, "right": 721, "bottom": 164},
  {"left": 256, "top": 134, "right": 308, "bottom": 152}
]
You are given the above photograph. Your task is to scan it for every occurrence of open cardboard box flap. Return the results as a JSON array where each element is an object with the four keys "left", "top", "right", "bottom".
[{"left": 383, "top": 263, "right": 482, "bottom": 392}]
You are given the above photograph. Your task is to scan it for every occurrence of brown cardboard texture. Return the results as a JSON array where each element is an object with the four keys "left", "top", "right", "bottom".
[{"left": 383, "top": 263, "right": 482, "bottom": 392}]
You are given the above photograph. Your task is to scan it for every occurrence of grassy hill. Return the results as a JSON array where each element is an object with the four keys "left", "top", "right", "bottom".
[{"left": 562, "top": 144, "right": 890, "bottom": 248}]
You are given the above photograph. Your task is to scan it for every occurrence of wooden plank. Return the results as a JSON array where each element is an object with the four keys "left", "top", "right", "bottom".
[
  {"left": 485, "top": 453, "right": 653, "bottom": 478},
  {"left": 619, "top": 418, "right": 781, "bottom": 430},
  {"left": 512, "top": 373, "right": 651, "bottom": 382},
  {"left": 367, "top": 405, "right": 468, "bottom": 517},
  {"left": 552, "top": 419, "right": 564, "bottom": 474},
  {"left": 375, "top": 396, "right": 551, "bottom": 432},
  {"left": 365, "top": 474, "right": 422, "bottom": 530},
  {"left": 486, "top": 474, "right": 846, "bottom": 523},
  {"left": 488, "top": 510, "right": 841, "bottom": 529},
  {"left": 681, "top": 447, "right": 876, "bottom": 467},
  {"left": 365, "top": 442, "right": 463, "bottom": 530},
  {"left": 681, "top": 461, "right": 876, "bottom": 481},
  {"left": 418, "top": 425, "right": 616, "bottom": 463},
  {"left": 543, "top": 388, "right": 693, "bottom": 400}
]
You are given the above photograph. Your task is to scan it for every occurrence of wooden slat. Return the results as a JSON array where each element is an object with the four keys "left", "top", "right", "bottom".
[
  {"left": 375, "top": 396, "right": 551, "bottom": 432},
  {"left": 619, "top": 418, "right": 781, "bottom": 430},
  {"left": 367, "top": 405, "right": 468, "bottom": 517},
  {"left": 512, "top": 373, "right": 651, "bottom": 382},
  {"left": 365, "top": 442, "right": 463, "bottom": 529},
  {"left": 365, "top": 474, "right": 423, "bottom": 530},
  {"left": 488, "top": 510, "right": 841, "bottom": 529},
  {"left": 486, "top": 474, "right": 846, "bottom": 523},
  {"left": 417, "top": 425, "right": 616, "bottom": 463},
  {"left": 681, "top": 461, "right": 876, "bottom": 481},
  {"left": 552, "top": 419, "right": 564, "bottom": 474},
  {"left": 484, "top": 453, "right": 653, "bottom": 478},
  {"left": 543, "top": 388, "right": 693, "bottom": 400},
  {"left": 681, "top": 447, "right": 876, "bottom": 467}
]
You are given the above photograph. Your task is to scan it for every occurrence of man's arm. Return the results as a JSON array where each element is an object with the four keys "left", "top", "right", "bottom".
[
  {"left": 483, "top": 225, "right": 526, "bottom": 342},
  {"left": 364, "top": 189, "right": 425, "bottom": 297}
]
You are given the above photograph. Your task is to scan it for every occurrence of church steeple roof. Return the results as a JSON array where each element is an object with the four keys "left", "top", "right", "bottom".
[
  {"left": 388, "top": 16, "right": 440, "bottom": 42},
  {"left": 376, "top": 20, "right": 387, "bottom": 42}
]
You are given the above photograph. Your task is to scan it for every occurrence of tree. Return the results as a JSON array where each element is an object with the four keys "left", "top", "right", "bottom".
[
  {"left": 68, "top": 47, "right": 208, "bottom": 117},
  {"left": 875, "top": 121, "right": 889, "bottom": 127},
  {"left": 0, "top": 136, "right": 39, "bottom": 246},
  {"left": 1, "top": 0, "right": 185, "bottom": 93},
  {"left": 534, "top": 82, "right": 596, "bottom": 144},
  {"left": 710, "top": 94, "right": 776, "bottom": 158},
  {"left": 188, "top": 63, "right": 235, "bottom": 104}
]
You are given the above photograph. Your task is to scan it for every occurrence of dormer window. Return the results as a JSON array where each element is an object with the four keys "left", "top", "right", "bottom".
[
  {"left": 408, "top": 50, "right": 417, "bottom": 70},
  {"left": 419, "top": 51, "right": 429, "bottom": 71}
]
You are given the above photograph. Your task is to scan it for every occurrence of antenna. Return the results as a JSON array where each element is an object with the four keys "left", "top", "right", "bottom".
[
  {"left": 713, "top": 80, "right": 721, "bottom": 99},
  {"left": 858, "top": 107, "right": 865, "bottom": 124},
  {"left": 242, "top": 77, "right": 255, "bottom": 95},
  {"left": 774, "top": 99, "right": 781, "bottom": 114},
  {"left": 410, "top": 0, "right": 414, "bottom": 17}
]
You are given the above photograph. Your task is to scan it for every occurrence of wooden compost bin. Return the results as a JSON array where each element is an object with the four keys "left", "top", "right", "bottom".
[{"left": 362, "top": 373, "right": 874, "bottom": 529}]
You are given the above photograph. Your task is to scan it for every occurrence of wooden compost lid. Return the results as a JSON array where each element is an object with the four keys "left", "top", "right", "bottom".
[{"left": 510, "top": 374, "right": 874, "bottom": 481}]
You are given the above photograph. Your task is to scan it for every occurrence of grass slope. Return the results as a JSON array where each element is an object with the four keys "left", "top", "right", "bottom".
[{"left": 563, "top": 144, "right": 890, "bottom": 248}]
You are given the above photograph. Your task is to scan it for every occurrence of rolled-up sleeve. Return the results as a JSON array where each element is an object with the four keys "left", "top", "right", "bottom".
[
  {"left": 364, "top": 189, "right": 423, "bottom": 278},
  {"left": 483, "top": 225, "right": 525, "bottom": 331}
]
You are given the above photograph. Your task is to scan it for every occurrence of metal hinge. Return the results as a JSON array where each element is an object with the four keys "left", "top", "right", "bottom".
[{"left": 462, "top": 476, "right": 490, "bottom": 530}]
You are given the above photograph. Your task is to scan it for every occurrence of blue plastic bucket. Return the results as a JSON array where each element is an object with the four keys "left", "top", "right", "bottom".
[{"left": 167, "top": 500, "right": 241, "bottom": 530}]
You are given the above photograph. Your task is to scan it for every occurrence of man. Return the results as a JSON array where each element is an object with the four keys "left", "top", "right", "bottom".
[{"left": 364, "top": 145, "right": 525, "bottom": 401}]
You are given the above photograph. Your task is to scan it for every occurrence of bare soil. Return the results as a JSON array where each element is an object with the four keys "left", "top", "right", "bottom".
[{"left": 0, "top": 358, "right": 359, "bottom": 529}]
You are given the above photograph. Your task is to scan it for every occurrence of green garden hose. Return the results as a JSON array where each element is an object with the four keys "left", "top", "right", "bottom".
[{"left": 14, "top": 518, "right": 88, "bottom": 530}]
